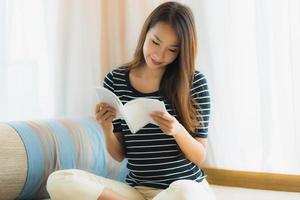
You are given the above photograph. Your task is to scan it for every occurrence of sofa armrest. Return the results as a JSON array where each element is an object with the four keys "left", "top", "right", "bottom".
[{"left": 0, "top": 117, "right": 127, "bottom": 200}]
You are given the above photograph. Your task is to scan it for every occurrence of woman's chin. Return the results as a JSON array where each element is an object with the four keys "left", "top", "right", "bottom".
[{"left": 145, "top": 60, "right": 165, "bottom": 69}]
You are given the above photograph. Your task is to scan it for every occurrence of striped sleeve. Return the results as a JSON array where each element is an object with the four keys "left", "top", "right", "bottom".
[
  {"left": 103, "top": 71, "right": 122, "bottom": 133},
  {"left": 191, "top": 71, "right": 211, "bottom": 138}
]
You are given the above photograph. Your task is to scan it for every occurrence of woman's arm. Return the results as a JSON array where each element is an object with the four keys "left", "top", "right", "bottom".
[
  {"left": 102, "top": 131, "right": 125, "bottom": 162},
  {"left": 173, "top": 129, "right": 207, "bottom": 167},
  {"left": 95, "top": 102, "right": 125, "bottom": 162},
  {"left": 150, "top": 111, "right": 207, "bottom": 167}
]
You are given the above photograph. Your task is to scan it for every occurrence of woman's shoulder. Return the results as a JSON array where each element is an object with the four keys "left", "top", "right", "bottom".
[
  {"left": 105, "top": 65, "right": 129, "bottom": 77},
  {"left": 114, "top": 65, "right": 129, "bottom": 73},
  {"left": 191, "top": 70, "right": 209, "bottom": 96},
  {"left": 107, "top": 65, "right": 129, "bottom": 76},
  {"left": 103, "top": 66, "right": 130, "bottom": 89},
  {"left": 193, "top": 70, "right": 207, "bottom": 84}
]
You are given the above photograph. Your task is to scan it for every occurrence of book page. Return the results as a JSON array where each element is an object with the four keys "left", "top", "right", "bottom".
[
  {"left": 122, "top": 98, "right": 167, "bottom": 133},
  {"left": 95, "top": 87, "right": 123, "bottom": 119}
]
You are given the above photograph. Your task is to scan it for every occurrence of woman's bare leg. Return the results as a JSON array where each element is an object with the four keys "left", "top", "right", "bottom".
[{"left": 97, "top": 188, "right": 128, "bottom": 200}]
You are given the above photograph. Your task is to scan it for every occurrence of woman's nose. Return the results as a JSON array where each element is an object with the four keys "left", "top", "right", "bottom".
[{"left": 153, "top": 49, "right": 165, "bottom": 61}]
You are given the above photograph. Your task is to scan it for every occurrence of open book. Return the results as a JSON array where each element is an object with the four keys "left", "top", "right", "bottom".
[{"left": 95, "top": 86, "right": 167, "bottom": 133}]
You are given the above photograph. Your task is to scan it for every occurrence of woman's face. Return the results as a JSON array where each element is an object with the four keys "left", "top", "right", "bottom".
[{"left": 143, "top": 22, "right": 180, "bottom": 69}]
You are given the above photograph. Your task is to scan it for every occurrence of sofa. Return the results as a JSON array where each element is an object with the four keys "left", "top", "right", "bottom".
[
  {"left": 0, "top": 116, "right": 128, "bottom": 200},
  {"left": 1, "top": 117, "right": 300, "bottom": 200}
]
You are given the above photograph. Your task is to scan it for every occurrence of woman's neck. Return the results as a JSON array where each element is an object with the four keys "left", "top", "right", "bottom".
[{"left": 133, "top": 64, "right": 165, "bottom": 81}]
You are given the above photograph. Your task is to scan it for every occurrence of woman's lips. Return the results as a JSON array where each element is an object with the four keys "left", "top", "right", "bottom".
[{"left": 151, "top": 58, "right": 162, "bottom": 65}]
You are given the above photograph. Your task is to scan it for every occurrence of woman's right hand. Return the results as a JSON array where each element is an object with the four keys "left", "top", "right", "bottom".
[{"left": 95, "top": 103, "right": 117, "bottom": 133}]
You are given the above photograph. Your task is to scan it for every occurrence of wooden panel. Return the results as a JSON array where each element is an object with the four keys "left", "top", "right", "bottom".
[{"left": 203, "top": 167, "right": 300, "bottom": 192}]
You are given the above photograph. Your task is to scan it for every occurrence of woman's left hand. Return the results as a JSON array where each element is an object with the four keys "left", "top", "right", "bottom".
[{"left": 150, "top": 111, "right": 185, "bottom": 136}]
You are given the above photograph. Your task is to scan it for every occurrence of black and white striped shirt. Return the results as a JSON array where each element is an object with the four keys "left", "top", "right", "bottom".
[{"left": 103, "top": 66, "right": 210, "bottom": 189}]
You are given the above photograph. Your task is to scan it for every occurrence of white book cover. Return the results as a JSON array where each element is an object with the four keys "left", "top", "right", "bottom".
[{"left": 95, "top": 87, "right": 167, "bottom": 133}]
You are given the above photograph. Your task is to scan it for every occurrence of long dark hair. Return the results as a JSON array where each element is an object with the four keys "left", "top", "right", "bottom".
[{"left": 127, "top": 1, "right": 201, "bottom": 134}]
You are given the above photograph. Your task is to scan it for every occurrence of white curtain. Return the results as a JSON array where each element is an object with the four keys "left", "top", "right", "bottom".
[
  {"left": 196, "top": 0, "right": 300, "bottom": 174},
  {"left": 44, "top": 0, "right": 101, "bottom": 117},
  {"left": 0, "top": 0, "right": 299, "bottom": 174},
  {"left": 0, "top": 0, "right": 101, "bottom": 120},
  {"left": 0, "top": 0, "right": 53, "bottom": 120}
]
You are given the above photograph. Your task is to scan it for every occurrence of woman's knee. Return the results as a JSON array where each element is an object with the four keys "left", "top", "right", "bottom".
[
  {"left": 154, "top": 180, "right": 215, "bottom": 200},
  {"left": 169, "top": 180, "right": 197, "bottom": 198},
  {"left": 47, "top": 169, "right": 105, "bottom": 200},
  {"left": 47, "top": 169, "right": 88, "bottom": 191}
]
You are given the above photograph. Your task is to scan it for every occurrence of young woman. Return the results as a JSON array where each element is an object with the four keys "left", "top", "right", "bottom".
[{"left": 47, "top": 2, "right": 214, "bottom": 200}]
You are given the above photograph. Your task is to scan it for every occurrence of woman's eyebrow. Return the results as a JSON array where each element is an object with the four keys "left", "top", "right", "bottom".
[
  {"left": 153, "top": 34, "right": 162, "bottom": 42},
  {"left": 153, "top": 34, "right": 179, "bottom": 47}
]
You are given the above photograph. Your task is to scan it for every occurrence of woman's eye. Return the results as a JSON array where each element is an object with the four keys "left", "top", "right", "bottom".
[
  {"left": 152, "top": 40, "right": 159, "bottom": 45},
  {"left": 169, "top": 49, "right": 177, "bottom": 53}
]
